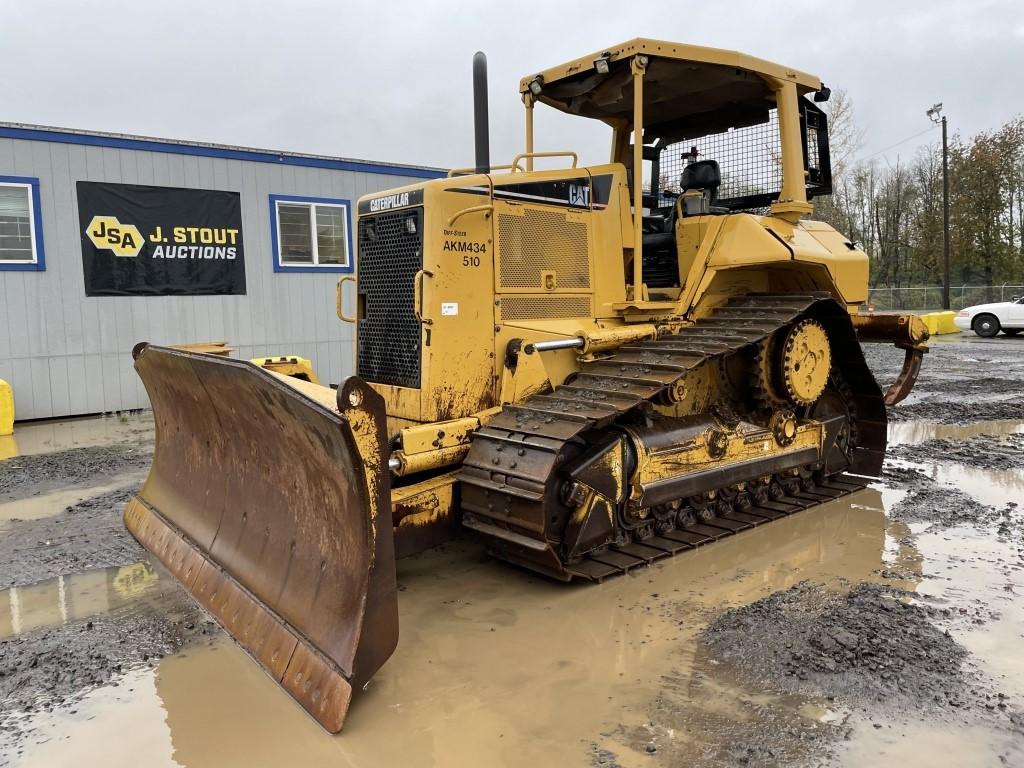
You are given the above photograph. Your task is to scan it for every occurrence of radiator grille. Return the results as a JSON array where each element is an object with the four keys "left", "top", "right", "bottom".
[
  {"left": 357, "top": 208, "right": 423, "bottom": 389},
  {"left": 497, "top": 209, "right": 589, "bottom": 289},
  {"left": 501, "top": 295, "right": 592, "bottom": 321}
]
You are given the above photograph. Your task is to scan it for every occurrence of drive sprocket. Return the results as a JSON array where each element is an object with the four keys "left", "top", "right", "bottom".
[
  {"left": 753, "top": 335, "right": 789, "bottom": 409},
  {"left": 780, "top": 319, "right": 831, "bottom": 406}
]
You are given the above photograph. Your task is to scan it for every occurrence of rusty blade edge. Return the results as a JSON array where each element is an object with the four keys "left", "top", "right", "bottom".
[{"left": 125, "top": 496, "right": 354, "bottom": 733}]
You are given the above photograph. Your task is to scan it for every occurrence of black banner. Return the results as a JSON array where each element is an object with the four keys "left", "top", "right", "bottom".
[{"left": 77, "top": 181, "right": 246, "bottom": 296}]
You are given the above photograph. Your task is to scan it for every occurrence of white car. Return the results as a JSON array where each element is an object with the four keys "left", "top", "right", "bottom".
[{"left": 954, "top": 296, "right": 1024, "bottom": 337}]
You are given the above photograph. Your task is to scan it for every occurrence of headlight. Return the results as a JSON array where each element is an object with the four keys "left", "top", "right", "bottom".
[{"left": 957, "top": 310, "right": 969, "bottom": 317}]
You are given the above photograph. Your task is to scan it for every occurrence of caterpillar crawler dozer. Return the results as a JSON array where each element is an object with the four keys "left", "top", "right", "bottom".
[{"left": 125, "top": 40, "right": 929, "bottom": 732}]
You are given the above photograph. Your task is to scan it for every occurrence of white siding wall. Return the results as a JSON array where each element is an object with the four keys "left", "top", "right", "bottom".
[{"left": 0, "top": 133, "right": 432, "bottom": 420}]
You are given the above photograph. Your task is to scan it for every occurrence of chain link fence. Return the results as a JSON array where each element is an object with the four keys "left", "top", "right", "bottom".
[{"left": 866, "top": 285, "right": 1024, "bottom": 312}]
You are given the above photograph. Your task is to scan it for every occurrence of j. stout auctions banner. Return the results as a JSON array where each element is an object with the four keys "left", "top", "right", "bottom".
[{"left": 77, "top": 181, "right": 246, "bottom": 296}]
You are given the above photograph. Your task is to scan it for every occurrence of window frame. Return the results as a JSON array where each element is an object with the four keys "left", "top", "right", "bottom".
[
  {"left": 269, "top": 194, "right": 354, "bottom": 274},
  {"left": 0, "top": 176, "right": 46, "bottom": 271}
]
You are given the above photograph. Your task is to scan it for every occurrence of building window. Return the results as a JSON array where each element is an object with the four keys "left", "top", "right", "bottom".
[
  {"left": 0, "top": 177, "right": 45, "bottom": 271},
  {"left": 270, "top": 194, "right": 353, "bottom": 273}
]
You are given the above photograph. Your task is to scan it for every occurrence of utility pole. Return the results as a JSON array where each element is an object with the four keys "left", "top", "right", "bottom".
[{"left": 927, "top": 104, "right": 950, "bottom": 309}]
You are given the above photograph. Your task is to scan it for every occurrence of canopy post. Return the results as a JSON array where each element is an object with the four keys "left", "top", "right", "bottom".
[
  {"left": 523, "top": 92, "right": 535, "bottom": 171},
  {"left": 769, "top": 79, "right": 813, "bottom": 222},
  {"left": 630, "top": 55, "right": 647, "bottom": 300}
]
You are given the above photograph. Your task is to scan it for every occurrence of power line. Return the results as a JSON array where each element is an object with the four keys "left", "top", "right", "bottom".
[{"left": 863, "top": 125, "right": 938, "bottom": 161}]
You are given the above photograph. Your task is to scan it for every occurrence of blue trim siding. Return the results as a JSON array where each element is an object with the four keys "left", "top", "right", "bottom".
[
  {"left": 0, "top": 175, "right": 46, "bottom": 272},
  {"left": 269, "top": 194, "right": 355, "bottom": 274},
  {"left": 0, "top": 125, "right": 445, "bottom": 180}
]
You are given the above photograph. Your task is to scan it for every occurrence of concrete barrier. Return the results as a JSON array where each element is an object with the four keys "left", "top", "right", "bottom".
[
  {"left": 0, "top": 379, "right": 13, "bottom": 436},
  {"left": 920, "top": 311, "right": 961, "bottom": 335}
]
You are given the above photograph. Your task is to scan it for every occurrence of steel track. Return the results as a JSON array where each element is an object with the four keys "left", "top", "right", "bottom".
[{"left": 458, "top": 294, "right": 884, "bottom": 580}]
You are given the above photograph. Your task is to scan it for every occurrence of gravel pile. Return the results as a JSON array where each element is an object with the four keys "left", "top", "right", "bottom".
[{"left": 703, "top": 583, "right": 970, "bottom": 710}]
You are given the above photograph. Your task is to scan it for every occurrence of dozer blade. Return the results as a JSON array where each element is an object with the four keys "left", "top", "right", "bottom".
[{"left": 124, "top": 343, "right": 398, "bottom": 733}]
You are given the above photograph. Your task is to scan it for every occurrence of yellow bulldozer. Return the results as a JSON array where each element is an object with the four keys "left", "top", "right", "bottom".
[{"left": 124, "top": 39, "right": 929, "bottom": 732}]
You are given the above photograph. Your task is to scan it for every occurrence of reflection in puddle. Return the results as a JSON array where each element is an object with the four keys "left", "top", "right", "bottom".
[
  {"left": 929, "top": 463, "right": 1024, "bottom": 507},
  {"left": 0, "top": 562, "right": 163, "bottom": 640},
  {"left": 0, "top": 412, "right": 153, "bottom": 459},
  {"left": 889, "top": 418, "right": 1024, "bottom": 445},
  {"left": 913, "top": 527, "right": 1024, "bottom": 701},
  {"left": 885, "top": 456, "right": 1024, "bottom": 508},
  {"left": 0, "top": 476, "right": 145, "bottom": 524},
  {"left": 836, "top": 717, "right": 1022, "bottom": 767},
  {"left": 14, "top": 666, "right": 180, "bottom": 768}
]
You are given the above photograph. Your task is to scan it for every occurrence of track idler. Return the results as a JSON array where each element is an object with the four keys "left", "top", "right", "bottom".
[{"left": 125, "top": 344, "right": 398, "bottom": 733}]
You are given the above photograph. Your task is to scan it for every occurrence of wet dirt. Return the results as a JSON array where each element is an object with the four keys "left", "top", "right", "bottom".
[
  {"left": 3, "top": 489, "right": 905, "bottom": 768},
  {"left": 703, "top": 582, "right": 1001, "bottom": 714},
  {"left": 0, "top": 485, "right": 149, "bottom": 589},
  {"left": 865, "top": 335, "right": 1024, "bottom": 424},
  {"left": 893, "top": 433, "right": 1024, "bottom": 470},
  {"left": 2, "top": 335, "right": 1024, "bottom": 767},
  {"left": 0, "top": 563, "right": 209, "bottom": 763},
  {"left": 0, "top": 445, "right": 152, "bottom": 502},
  {"left": 889, "top": 398, "right": 1024, "bottom": 424}
]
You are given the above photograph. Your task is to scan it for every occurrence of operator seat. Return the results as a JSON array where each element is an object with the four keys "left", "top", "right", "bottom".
[
  {"left": 640, "top": 159, "right": 727, "bottom": 288},
  {"left": 679, "top": 160, "right": 727, "bottom": 215}
]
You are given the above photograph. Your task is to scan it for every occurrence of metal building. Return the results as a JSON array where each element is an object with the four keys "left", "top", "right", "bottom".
[{"left": 0, "top": 123, "right": 442, "bottom": 421}]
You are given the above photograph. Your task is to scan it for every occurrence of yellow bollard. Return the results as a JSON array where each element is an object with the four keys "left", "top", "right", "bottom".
[
  {"left": 0, "top": 378, "right": 13, "bottom": 436},
  {"left": 920, "top": 311, "right": 961, "bottom": 335},
  {"left": 934, "top": 311, "right": 960, "bottom": 334}
]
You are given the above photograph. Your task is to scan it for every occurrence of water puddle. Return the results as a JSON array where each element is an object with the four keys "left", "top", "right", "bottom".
[
  {"left": 1, "top": 413, "right": 153, "bottom": 460},
  {"left": 6, "top": 481, "right": 1023, "bottom": 768},
  {"left": 889, "top": 418, "right": 1024, "bottom": 445},
  {"left": 835, "top": 719, "right": 1022, "bottom": 767},
  {"left": 0, "top": 562, "right": 167, "bottom": 640},
  {"left": 5, "top": 490, "right": 916, "bottom": 768},
  {"left": 0, "top": 476, "right": 145, "bottom": 524},
  {"left": 926, "top": 462, "right": 1024, "bottom": 507},
  {"left": 912, "top": 525, "right": 1024, "bottom": 701},
  {"left": 12, "top": 666, "right": 181, "bottom": 768}
]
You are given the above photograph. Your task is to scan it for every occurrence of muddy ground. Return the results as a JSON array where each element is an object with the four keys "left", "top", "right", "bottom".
[
  {"left": 0, "top": 424, "right": 209, "bottom": 764},
  {"left": 1, "top": 336, "right": 1024, "bottom": 767}
]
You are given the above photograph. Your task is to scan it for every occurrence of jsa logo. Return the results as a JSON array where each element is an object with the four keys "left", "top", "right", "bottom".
[{"left": 87, "top": 216, "right": 145, "bottom": 257}]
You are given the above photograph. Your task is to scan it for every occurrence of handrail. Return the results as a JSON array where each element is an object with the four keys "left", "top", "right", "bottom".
[
  {"left": 509, "top": 151, "right": 579, "bottom": 171},
  {"left": 447, "top": 204, "right": 493, "bottom": 227},
  {"left": 413, "top": 269, "right": 434, "bottom": 325},
  {"left": 448, "top": 163, "right": 525, "bottom": 177},
  {"left": 336, "top": 276, "right": 356, "bottom": 323}
]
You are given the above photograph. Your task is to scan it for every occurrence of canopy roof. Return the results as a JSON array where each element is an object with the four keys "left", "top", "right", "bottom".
[{"left": 520, "top": 39, "right": 822, "bottom": 144}]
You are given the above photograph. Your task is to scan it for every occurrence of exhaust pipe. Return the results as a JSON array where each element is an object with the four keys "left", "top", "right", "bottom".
[{"left": 473, "top": 51, "right": 490, "bottom": 174}]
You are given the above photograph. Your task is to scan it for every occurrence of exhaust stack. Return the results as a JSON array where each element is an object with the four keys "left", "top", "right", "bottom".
[{"left": 473, "top": 51, "right": 490, "bottom": 174}]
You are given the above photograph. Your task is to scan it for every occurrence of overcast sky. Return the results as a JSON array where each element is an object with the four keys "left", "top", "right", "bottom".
[{"left": 4, "top": 1, "right": 1023, "bottom": 171}]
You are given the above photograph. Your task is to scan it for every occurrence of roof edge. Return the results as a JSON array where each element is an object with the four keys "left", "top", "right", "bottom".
[
  {"left": 0, "top": 122, "right": 447, "bottom": 180},
  {"left": 520, "top": 38, "right": 821, "bottom": 94}
]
